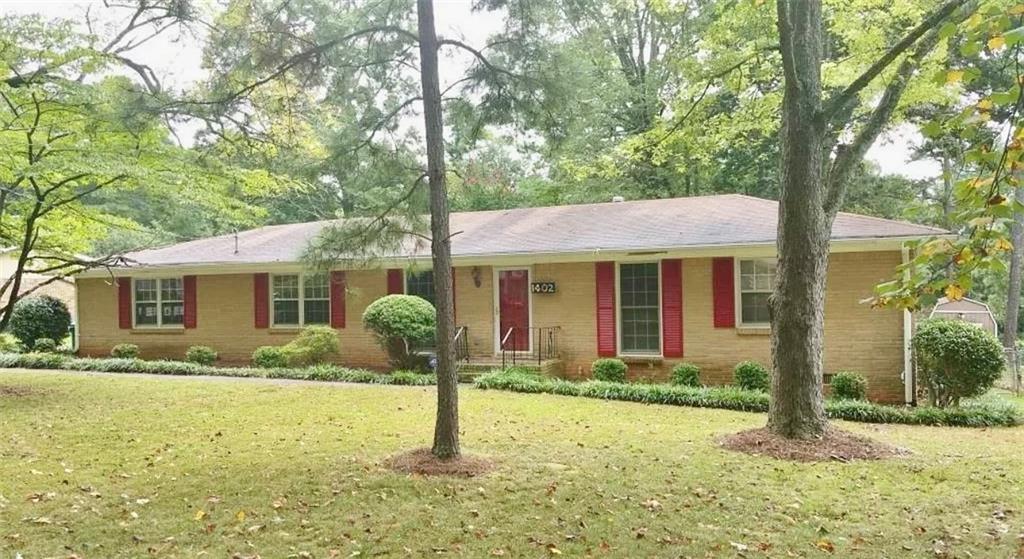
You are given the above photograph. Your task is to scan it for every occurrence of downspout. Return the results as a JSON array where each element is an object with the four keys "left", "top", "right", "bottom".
[
  {"left": 901, "top": 243, "right": 914, "bottom": 405},
  {"left": 72, "top": 276, "right": 80, "bottom": 353}
]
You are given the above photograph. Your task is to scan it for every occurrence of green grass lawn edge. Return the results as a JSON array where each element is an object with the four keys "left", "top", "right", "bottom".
[
  {"left": 0, "top": 353, "right": 1018, "bottom": 427},
  {"left": 473, "top": 370, "right": 1022, "bottom": 428},
  {"left": 0, "top": 352, "right": 436, "bottom": 386}
]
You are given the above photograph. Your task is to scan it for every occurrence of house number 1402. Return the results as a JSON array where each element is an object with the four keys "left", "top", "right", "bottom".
[{"left": 531, "top": 282, "right": 556, "bottom": 294}]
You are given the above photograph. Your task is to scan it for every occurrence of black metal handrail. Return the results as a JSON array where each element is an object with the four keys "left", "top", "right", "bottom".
[
  {"left": 454, "top": 325, "right": 470, "bottom": 369},
  {"left": 501, "top": 326, "right": 560, "bottom": 368}
]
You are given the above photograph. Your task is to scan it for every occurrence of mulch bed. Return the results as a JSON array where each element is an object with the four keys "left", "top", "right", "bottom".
[
  {"left": 719, "top": 427, "right": 909, "bottom": 462},
  {"left": 384, "top": 448, "right": 495, "bottom": 477}
]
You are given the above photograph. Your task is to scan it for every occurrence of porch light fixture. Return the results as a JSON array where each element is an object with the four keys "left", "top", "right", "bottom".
[{"left": 471, "top": 266, "right": 482, "bottom": 287}]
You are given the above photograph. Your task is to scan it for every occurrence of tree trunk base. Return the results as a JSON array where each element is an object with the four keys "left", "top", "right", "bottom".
[
  {"left": 720, "top": 427, "right": 907, "bottom": 462},
  {"left": 384, "top": 447, "right": 494, "bottom": 477}
]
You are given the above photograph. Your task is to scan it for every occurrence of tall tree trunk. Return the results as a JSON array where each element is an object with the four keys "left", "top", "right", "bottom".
[
  {"left": 768, "top": 1, "right": 830, "bottom": 439},
  {"left": 417, "top": 0, "right": 460, "bottom": 460},
  {"left": 1004, "top": 184, "right": 1024, "bottom": 349}
]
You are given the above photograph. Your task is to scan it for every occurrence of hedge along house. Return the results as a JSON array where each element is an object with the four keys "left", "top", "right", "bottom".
[{"left": 75, "top": 194, "right": 945, "bottom": 402}]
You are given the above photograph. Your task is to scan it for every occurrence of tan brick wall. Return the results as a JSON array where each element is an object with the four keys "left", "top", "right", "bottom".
[{"left": 77, "top": 251, "right": 906, "bottom": 401}]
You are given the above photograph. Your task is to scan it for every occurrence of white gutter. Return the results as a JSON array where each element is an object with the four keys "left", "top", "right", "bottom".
[{"left": 901, "top": 243, "right": 914, "bottom": 405}]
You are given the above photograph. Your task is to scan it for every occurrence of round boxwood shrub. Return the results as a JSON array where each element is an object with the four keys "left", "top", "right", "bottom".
[
  {"left": 591, "top": 358, "right": 628, "bottom": 383},
  {"left": 185, "top": 345, "right": 218, "bottom": 365},
  {"left": 830, "top": 371, "right": 868, "bottom": 400},
  {"left": 671, "top": 362, "right": 701, "bottom": 387},
  {"left": 32, "top": 337, "right": 57, "bottom": 353},
  {"left": 252, "top": 345, "right": 288, "bottom": 369},
  {"left": 111, "top": 343, "right": 140, "bottom": 359},
  {"left": 913, "top": 319, "right": 1004, "bottom": 407},
  {"left": 362, "top": 294, "right": 436, "bottom": 370},
  {"left": 734, "top": 360, "right": 769, "bottom": 392},
  {"left": 282, "top": 325, "right": 340, "bottom": 367},
  {"left": 9, "top": 295, "right": 71, "bottom": 349}
]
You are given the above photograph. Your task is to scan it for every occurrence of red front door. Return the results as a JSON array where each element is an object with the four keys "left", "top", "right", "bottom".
[{"left": 499, "top": 269, "right": 530, "bottom": 351}]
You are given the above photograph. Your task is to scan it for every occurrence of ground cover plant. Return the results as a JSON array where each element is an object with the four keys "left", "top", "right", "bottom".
[
  {"left": 474, "top": 370, "right": 1020, "bottom": 428},
  {"left": 1, "top": 370, "right": 1023, "bottom": 557}
]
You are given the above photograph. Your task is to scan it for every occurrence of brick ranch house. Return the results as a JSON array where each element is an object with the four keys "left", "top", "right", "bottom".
[{"left": 74, "top": 194, "right": 945, "bottom": 402}]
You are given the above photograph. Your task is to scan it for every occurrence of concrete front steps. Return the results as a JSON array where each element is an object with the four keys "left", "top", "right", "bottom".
[{"left": 457, "top": 357, "right": 563, "bottom": 382}]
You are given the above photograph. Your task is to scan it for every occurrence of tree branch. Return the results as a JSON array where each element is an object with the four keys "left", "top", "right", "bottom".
[{"left": 820, "top": 0, "right": 969, "bottom": 123}]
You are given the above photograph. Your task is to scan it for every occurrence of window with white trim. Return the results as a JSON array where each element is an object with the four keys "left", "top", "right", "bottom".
[
  {"left": 619, "top": 262, "right": 660, "bottom": 354},
  {"left": 739, "top": 259, "right": 775, "bottom": 325},
  {"left": 406, "top": 270, "right": 435, "bottom": 306},
  {"left": 134, "top": 278, "right": 183, "bottom": 327},
  {"left": 272, "top": 274, "right": 329, "bottom": 326}
]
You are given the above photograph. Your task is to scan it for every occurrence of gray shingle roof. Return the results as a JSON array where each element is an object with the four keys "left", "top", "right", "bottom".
[{"left": 122, "top": 194, "right": 946, "bottom": 267}]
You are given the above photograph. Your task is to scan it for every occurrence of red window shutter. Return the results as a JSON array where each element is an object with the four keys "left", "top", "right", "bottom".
[
  {"left": 117, "top": 278, "right": 132, "bottom": 329},
  {"left": 253, "top": 273, "right": 269, "bottom": 329},
  {"left": 661, "top": 259, "right": 683, "bottom": 357},
  {"left": 386, "top": 269, "right": 404, "bottom": 295},
  {"left": 183, "top": 275, "right": 197, "bottom": 329},
  {"left": 712, "top": 257, "right": 735, "bottom": 328},
  {"left": 595, "top": 261, "right": 617, "bottom": 357},
  {"left": 451, "top": 267, "right": 457, "bottom": 320},
  {"left": 330, "top": 271, "right": 346, "bottom": 328}
]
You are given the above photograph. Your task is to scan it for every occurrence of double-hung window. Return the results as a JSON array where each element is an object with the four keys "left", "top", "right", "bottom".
[
  {"left": 619, "top": 262, "right": 661, "bottom": 354},
  {"left": 738, "top": 259, "right": 775, "bottom": 326},
  {"left": 134, "top": 278, "right": 183, "bottom": 327},
  {"left": 272, "top": 274, "right": 329, "bottom": 326},
  {"left": 406, "top": 270, "right": 435, "bottom": 306}
]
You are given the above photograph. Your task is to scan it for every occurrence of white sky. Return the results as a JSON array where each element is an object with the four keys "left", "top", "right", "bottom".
[{"left": 2, "top": 0, "right": 940, "bottom": 181}]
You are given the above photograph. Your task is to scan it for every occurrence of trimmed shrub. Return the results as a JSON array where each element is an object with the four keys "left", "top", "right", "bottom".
[
  {"left": 671, "top": 362, "right": 701, "bottom": 387},
  {"left": 830, "top": 371, "right": 868, "bottom": 400},
  {"left": 110, "top": 343, "right": 140, "bottom": 359},
  {"left": 362, "top": 294, "right": 436, "bottom": 370},
  {"left": 9, "top": 295, "right": 71, "bottom": 349},
  {"left": 282, "top": 325, "right": 339, "bottom": 367},
  {"left": 32, "top": 338, "right": 57, "bottom": 353},
  {"left": 473, "top": 370, "right": 1020, "bottom": 427},
  {"left": 185, "top": 345, "right": 218, "bottom": 365},
  {"left": 913, "top": 319, "right": 1004, "bottom": 407},
  {"left": 252, "top": 346, "right": 288, "bottom": 369},
  {"left": 734, "top": 360, "right": 769, "bottom": 392},
  {"left": 591, "top": 358, "right": 628, "bottom": 382}
]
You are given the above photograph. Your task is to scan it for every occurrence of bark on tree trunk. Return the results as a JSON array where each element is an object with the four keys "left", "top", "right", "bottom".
[
  {"left": 417, "top": 0, "right": 460, "bottom": 460},
  {"left": 1003, "top": 184, "right": 1024, "bottom": 349},
  {"left": 768, "top": 1, "right": 830, "bottom": 439}
]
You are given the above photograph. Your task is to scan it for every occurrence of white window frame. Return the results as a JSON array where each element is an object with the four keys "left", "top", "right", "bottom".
[
  {"left": 270, "top": 273, "right": 330, "bottom": 327},
  {"left": 616, "top": 261, "right": 662, "bottom": 357},
  {"left": 132, "top": 277, "right": 184, "bottom": 329},
  {"left": 735, "top": 258, "right": 775, "bottom": 328}
]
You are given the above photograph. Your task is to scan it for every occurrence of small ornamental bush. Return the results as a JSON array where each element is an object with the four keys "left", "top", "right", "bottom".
[
  {"left": 9, "top": 295, "right": 71, "bottom": 349},
  {"left": 671, "top": 363, "right": 701, "bottom": 387},
  {"left": 913, "top": 319, "right": 1004, "bottom": 407},
  {"left": 362, "top": 294, "right": 436, "bottom": 370},
  {"left": 185, "top": 345, "right": 218, "bottom": 365},
  {"left": 830, "top": 371, "right": 868, "bottom": 400},
  {"left": 110, "top": 343, "right": 140, "bottom": 359},
  {"left": 252, "top": 346, "right": 288, "bottom": 369},
  {"left": 282, "top": 325, "right": 340, "bottom": 367},
  {"left": 591, "top": 358, "right": 628, "bottom": 382},
  {"left": 734, "top": 360, "right": 770, "bottom": 392},
  {"left": 0, "top": 333, "right": 23, "bottom": 353},
  {"left": 32, "top": 338, "right": 57, "bottom": 353}
]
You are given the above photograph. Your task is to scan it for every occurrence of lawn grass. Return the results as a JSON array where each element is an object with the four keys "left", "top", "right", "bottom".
[{"left": 2, "top": 370, "right": 1024, "bottom": 557}]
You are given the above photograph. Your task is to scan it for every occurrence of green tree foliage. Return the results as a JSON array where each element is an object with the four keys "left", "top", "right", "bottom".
[{"left": 362, "top": 295, "right": 436, "bottom": 371}]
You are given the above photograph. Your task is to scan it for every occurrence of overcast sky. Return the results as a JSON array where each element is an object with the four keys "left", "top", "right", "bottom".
[{"left": 2, "top": 0, "right": 940, "bottom": 181}]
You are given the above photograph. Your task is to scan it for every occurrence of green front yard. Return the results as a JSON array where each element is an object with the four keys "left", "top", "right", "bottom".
[{"left": 2, "top": 370, "right": 1024, "bottom": 557}]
